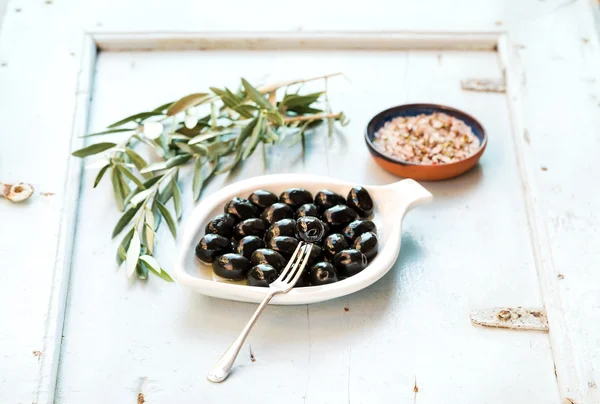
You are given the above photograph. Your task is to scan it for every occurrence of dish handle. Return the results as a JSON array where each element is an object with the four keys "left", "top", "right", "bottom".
[{"left": 380, "top": 179, "right": 433, "bottom": 216}]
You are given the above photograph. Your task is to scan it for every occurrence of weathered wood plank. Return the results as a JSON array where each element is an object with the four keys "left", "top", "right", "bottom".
[{"left": 1, "top": 0, "right": 600, "bottom": 403}]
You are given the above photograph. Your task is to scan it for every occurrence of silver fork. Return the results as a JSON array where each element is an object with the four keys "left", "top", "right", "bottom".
[{"left": 207, "top": 241, "right": 313, "bottom": 383}]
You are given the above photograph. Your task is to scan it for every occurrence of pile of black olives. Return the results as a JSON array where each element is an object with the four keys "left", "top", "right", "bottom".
[{"left": 195, "top": 186, "right": 378, "bottom": 287}]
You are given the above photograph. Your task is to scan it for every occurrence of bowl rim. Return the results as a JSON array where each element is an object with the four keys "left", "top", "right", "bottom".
[{"left": 364, "top": 103, "right": 488, "bottom": 167}]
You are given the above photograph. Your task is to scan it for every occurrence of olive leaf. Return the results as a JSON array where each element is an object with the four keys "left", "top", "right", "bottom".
[
  {"left": 108, "top": 112, "right": 163, "bottom": 128},
  {"left": 110, "top": 167, "right": 126, "bottom": 211},
  {"left": 166, "top": 154, "right": 192, "bottom": 168},
  {"left": 243, "top": 114, "right": 265, "bottom": 160},
  {"left": 139, "top": 255, "right": 161, "bottom": 274},
  {"left": 158, "top": 177, "right": 174, "bottom": 205},
  {"left": 235, "top": 116, "right": 258, "bottom": 148},
  {"left": 265, "top": 110, "right": 285, "bottom": 126},
  {"left": 126, "top": 230, "right": 141, "bottom": 278},
  {"left": 281, "top": 92, "right": 323, "bottom": 108},
  {"left": 176, "top": 124, "right": 205, "bottom": 137},
  {"left": 241, "top": 78, "right": 274, "bottom": 110},
  {"left": 128, "top": 188, "right": 154, "bottom": 208},
  {"left": 193, "top": 157, "right": 219, "bottom": 200},
  {"left": 155, "top": 200, "right": 177, "bottom": 238},
  {"left": 112, "top": 202, "right": 144, "bottom": 238},
  {"left": 141, "top": 175, "right": 162, "bottom": 188},
  {"left": 233, "top": 104, "right": 258, "bottom": 119},
  {"left": 124, "top": 175, "right": 161, "bottom": 207},
  {"left": 117, "top": 170, "right": 131, "bottom": 201},
  {"left": 144, "top": 208, "right": 155, "bottom": 254},
  {"left": 125, "top": 148, "right": 150, "bottom": 177},
  {"left": 287, "top": 105, "right": 323, "bottom": 114},
  {"left": 140, "top": 161, "right": 168, "bottom": 174},
  {"left": 72, "top": 142, "right": 116, "bottom": 158},
  {"left": 116, "top": 165, "right": 144, "bottom": 189},
  {"left": 116, "top": 227, "right": 135, "bottom": 265},
  {"left": 189, "top": 128, "right": 235, "bottom": 145},
  {"left": 140, "top": 255, "right": 174, "bottom": 282},
  {"left": 94, "top": 164, "right": 111, "bottom": 188},
  {"left": 206, "top": 140, "right": 234, "bottom": 157},
  {"left": 191, "top": 157, "right": 202, "bottom": 201},
  {"left": 210, "top": 87, "right": 247, "bottom": 115},
  {"left": 136, "top": 260, "right": 149, "bottom": 280},
  {"left": 166, "top": 93, "right": 210, "bottom": 116},
  {"left": 82, "top": 128, "right": 135, "bottom": 138},
  {"left": 174, "top": 142, "right": 204, "bottom": 155},
  {"left": 171, "top": 176, "right": 183, "bottom": 219}
]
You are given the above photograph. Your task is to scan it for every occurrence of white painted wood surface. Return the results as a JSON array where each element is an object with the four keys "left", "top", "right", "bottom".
[
  {"left": 58, "top": 49, "right": 558, "bottom": 404},
  {"left": 1, "top": 1, "right": 599, "bottom": 403}
]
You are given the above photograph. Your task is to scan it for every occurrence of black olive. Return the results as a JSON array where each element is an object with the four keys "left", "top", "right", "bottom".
[
  {"left": 296, "top": 216, "right": 326, "bottom": 243},
  {"left": 295, "top": 203, "right": 319, "bottom": 219},
  {"left": 235, "top": 235, "right": 265, "bottom": 260},
  {"left": 261, "top": 203, "right": 294, "bottom": 225},
  {"left": 233, "top": 218, "right": 266, "bottom": 240},
  {"left": 279, "top": 188, "right": 313, "bottom": 209},
  {"left": 347, "top": 186, "right": 374, "bottom": 217},
  {"left": 247, "top": 264, "right": 278, "bottom": 287},
  {"left": 224, "top": 197, "right": 258, "bottom": 220},
  {"left": 322, "top": 233, "right": 349, "bottom": 259},
  {"left": 310, "top": 262, "right": 339, "bottom": 285},
  {"left": 264, "top": 218, "right": 296, "bottom": 242},
  {"left": 248, "top": 190, "right": 279, "bottom": 212},
  {"left": 251, "top": 248, "right": 287, "bottom": 271},
  {"left": 195, "top": 234, "right": 232, "bottom": 263},
  {"left": 353, "top": 232, "right": 379, "bottom": 260},
  {"left": 296, "top": 268, "right": 312, "bottom": 287},
  {"left": 333, "top": 249, "right": 368, "bottom": 277},
  {"left": 342, "top": 220, "right": 377, "bottom": 242},
  {"left": 307, "top": 244, "right": 324, "bottom": 264},
  {"left": 212, "top": 253, "right": 251, "bottom": 280},
  {"left": 314, "top": 190, "right": 346, "bottom": 212},
  {"left": 205, "top": 213, "right": 238, "bottom": 238},
  {"left": 322, "top": 205, "right": 359, "bottom": 232},
  {"left": 266, "top": 236, "right": 299, "bottom": 257}
]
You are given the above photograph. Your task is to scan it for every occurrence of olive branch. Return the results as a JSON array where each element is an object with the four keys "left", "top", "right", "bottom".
[{"left": 72, "top": 73, "right": 348, "bottom": 282}]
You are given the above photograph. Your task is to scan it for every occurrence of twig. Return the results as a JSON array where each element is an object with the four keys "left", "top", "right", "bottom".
[
  {"left": 283, "top": 112, "right": 342, "bottom": 123},
  {"left": 258, "top": 72, "right": 343, "bottom": 94}
]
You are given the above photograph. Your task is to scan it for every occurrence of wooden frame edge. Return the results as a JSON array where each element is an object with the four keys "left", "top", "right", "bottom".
[
  {"left": 497, "top": 33, "right": 583, "bottom": 404},
  {"left": 34, "top": 33, "right": 98, "bottom": 404},
  {"left": 90, "top": 30, "right": 502, "bottom": 52}
]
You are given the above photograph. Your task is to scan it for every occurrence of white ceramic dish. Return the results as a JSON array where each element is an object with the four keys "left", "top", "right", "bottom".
[{"left": 174, "top": 174, "right": 432, "bottom": 305}]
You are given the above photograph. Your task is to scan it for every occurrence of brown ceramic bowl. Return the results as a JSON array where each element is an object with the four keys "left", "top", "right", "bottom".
[{"left": 365, "top": 103, "right": 487, "bottom": 181}]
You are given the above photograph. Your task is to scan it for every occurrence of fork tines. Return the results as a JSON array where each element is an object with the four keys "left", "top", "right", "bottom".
[{"left": 277, "top": 242, "right": 313, "bottom": 287}]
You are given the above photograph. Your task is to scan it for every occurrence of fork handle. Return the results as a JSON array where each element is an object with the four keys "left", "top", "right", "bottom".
[{"left": 207, "top": 291, "right": 275, "bottom": 383}]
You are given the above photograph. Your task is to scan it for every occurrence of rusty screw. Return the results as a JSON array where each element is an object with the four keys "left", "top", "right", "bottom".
[
  {"left": 0, "top": 182, "right": 34, "bottom": 203},
  {"left": 497, "top": 309, "right": 512, "bottom": 321}
]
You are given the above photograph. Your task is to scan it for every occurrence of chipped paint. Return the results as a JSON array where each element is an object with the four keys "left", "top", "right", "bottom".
[
  {"left": 0, "top": 182, "right": 34, "bottom": 202},
  {"left": 470, "top": 307, "right": 549, "bottom": 332},
  {"left": 460, "top": 78, "right": 506, "bottom": 93}
]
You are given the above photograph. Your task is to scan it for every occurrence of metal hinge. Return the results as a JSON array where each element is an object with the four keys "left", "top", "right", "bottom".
[{"left": 470, "top": 307, "right": 548, "bottom": 332}]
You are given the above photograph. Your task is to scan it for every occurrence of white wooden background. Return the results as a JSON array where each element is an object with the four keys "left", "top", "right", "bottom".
[{"left": 1, "top": 1, "right": 600, "bottom": 403}]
